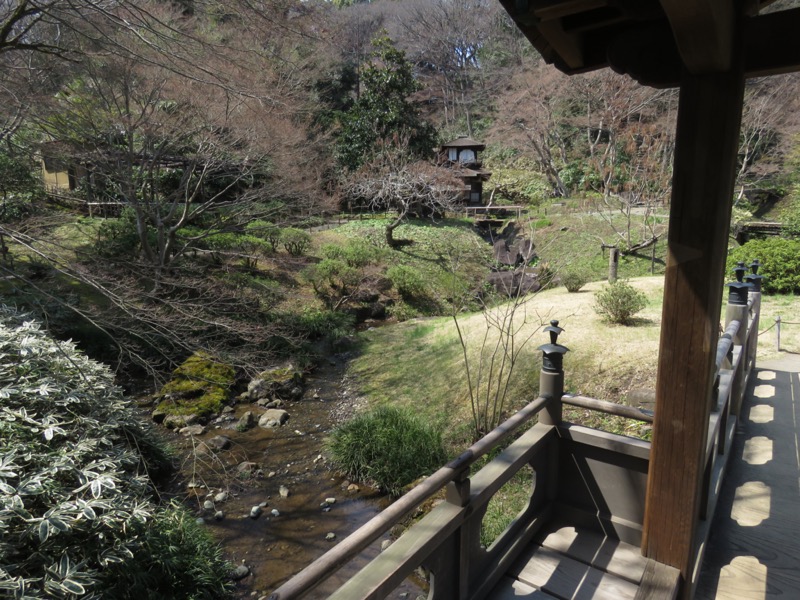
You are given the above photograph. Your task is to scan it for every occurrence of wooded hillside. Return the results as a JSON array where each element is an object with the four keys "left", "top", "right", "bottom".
[{"left": 1, "top": 0, "right": 799, "bottom": 377}]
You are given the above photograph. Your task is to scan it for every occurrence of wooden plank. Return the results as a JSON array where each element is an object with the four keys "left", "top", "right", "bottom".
[
  {"left": 538, "top": 525, "right": 648, "bottom": 584},
  {"left": 557, "top": 423, "right": 651, "bottom": 460},
  {"left": 469, "top": 423, "right": 554, "bottom": 508},
  {"left": 327, "top": 503, "right": 464, "bottom": 600},
  {"left": 486, "top": 576, "right": 559, "bottom": 600},
  {"left": 635, "top": 559, "right": 680, "bottom": 600},
  {"left": 695, "top": 365, "right": 800, "bottom": 600},
  {"left": 642, "top": 59, "right": 746, "bottom": 595},
  {"left": 470, "top": 507, "right": 554, "bottom": 600},
  {"left": 509, "top": 545, "right": 639, "bottom": 600},
  {"left": 660, "top": 0, "right": 736, "bottom": 73}
]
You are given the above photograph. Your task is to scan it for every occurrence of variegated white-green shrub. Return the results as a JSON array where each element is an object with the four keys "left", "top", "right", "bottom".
[{"left": 0, "top": 306, "right": 231, "bottom": 599}]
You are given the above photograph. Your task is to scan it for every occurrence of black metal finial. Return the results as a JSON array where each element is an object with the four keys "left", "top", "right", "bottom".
[
  {"left": 545, "top": 319, "right": 563, "bottom": 344},
  {"left": 538, "top": 320, "right": 568, "bottom": 373},
  {"left": 745, "top": 258, "right": 764, "bottom": 292},
  {"left": 726, "top": 262, "right": 753, "bottom": 305},
  {"left": 734, "top": 261, "right": 747, "bottom": 282}
]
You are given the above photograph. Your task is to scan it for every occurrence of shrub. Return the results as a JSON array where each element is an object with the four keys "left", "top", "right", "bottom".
[
  {"left": 205, "top": 232, "right": 271, "bottom": 267},
  {"left": 280, "top": 228, "right": 312, "bottom": 256},
  {"left": 727, "top": 237, "right": 800, "bottom": 294},
  {"left": 245, "top": 220, "right": 282, "bottom": 252},
  {"left": 294, "top": 308, "right": 355, "bottom": 339},
  {"left": 327, "top": 406, "right": 446, "bottom": 496},
  {"left": 94, "top": 208, "right": 142, "bottom": 258},
  {"left": 594, "top": 280, "right": 647, "bottom": 324},
  {"left": 0, "top": 307, "right": 231, "bottom": 598},
  {"left": 387, "top": 301, "right": 419, "bottom": 322},
  {"left": 387, "top": 264, "right": 427, "bottom": 300},
  {"left": 322, "top": 240, "right": 375, "bottom": 268},
  {"left": 302, "top": 259, "right": 362, "bottom": 308},
  {"left": 561, "top": 269, "right": 590, "bottom": 293}
]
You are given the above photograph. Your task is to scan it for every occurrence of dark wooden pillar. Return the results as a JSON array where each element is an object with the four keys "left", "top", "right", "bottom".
[{"left": 641, "top": 65, "right": 744, "bottom": 595}]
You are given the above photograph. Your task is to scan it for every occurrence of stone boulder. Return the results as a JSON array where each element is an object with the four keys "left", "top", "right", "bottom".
[
  {"left": 248, "top": 366, "right": 304, "bottom": 402},
  {"left": 486, "top": 269, "right": 542, "bottom": 298},
  {"left": 258, "top": 409, "right": 289, "bottom": 429},
  {"left": 493, "top": 238, "right": 536, "bottom": 267}
]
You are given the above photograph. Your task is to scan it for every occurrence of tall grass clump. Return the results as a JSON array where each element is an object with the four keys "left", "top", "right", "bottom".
[
  {"left": 327, "top": 406, "right": 446, "bottom": 496},
  {"left": 0, "top": 306, "right": 232, "bottom": 599}
]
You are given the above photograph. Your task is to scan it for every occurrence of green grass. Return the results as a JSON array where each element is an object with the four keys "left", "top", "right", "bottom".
[
  {"left": 480, "top": 466, "right": 534, "bottom": 547},
  {"left": 348, "top": 277, "right": 667, "bottom": 450},
  {"left": 530, "top": 209, "right": 669, "bottom": 281},
  {"left": 332, "top": 218, "right": 493, "bottom": 314}
]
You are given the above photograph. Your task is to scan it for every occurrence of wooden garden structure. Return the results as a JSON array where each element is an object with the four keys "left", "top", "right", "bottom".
[{"left": 269, "top": 2, "right": 800, "bottom": 599}]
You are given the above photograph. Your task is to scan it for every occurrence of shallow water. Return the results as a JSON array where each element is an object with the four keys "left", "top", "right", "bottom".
[{"left": 164, "top": 356, "right": 423, "bottom": 598}]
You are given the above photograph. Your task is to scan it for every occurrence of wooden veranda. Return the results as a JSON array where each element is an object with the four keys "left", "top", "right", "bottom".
[{"left": 270, "top": 2, "right": 800, "bottom": 599}]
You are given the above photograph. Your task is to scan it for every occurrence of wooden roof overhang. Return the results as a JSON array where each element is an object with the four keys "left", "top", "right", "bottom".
[
  {"left": 497, "top": 0, "right": 800, "bottom": 87},
  {"left": 497, "top": 3, "right": 800, "bottom": 599}
]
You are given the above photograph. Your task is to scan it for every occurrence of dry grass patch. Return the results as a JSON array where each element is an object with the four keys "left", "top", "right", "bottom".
[{"left": 349, "top": 277, "right": 666, "bottom": 447}]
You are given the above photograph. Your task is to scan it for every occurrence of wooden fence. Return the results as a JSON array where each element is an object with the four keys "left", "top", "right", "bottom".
[{"left": 269, "top": 277, "right": 762, "bottom": 600}]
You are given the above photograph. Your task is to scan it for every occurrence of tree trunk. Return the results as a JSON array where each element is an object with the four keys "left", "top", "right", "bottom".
[{"left": 385, "top": 213, "right": 405, "bottom": 248}]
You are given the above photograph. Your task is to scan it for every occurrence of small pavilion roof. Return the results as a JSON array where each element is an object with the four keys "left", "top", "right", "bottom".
[{"left": 440, "top": 136, "right": 486, "bottom": 150}]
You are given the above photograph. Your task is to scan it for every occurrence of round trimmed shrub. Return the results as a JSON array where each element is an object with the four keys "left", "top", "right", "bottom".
[
  {"left": 327, "top": 406, "right": 446, "bottom": 496},
  {"left": 561, "top": 269, "right": 590, "bottom": 293},
  {"left": 280, "top": 228, "right": 312, "bottom": 256},
  {"left": 594, "top": 280, "right": 647, "bottom": 324}
]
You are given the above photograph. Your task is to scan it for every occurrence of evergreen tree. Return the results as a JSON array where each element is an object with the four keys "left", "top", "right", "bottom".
[{"left": 335, "top": 35, "right": 438, "bottom": 171}]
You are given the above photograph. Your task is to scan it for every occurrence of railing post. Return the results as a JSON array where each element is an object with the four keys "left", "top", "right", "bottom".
[
  {"left": 430, "top": 467, "right": 472, "bottom": 600},
  {"left": 537, "top": 320, "right": 568, "bottom": 426},
  {"left": 744, "top": 259, "right": 763, "bottom": 373},
  {"left": 725, "top": 262, "right": 752, "bottom": 418}
]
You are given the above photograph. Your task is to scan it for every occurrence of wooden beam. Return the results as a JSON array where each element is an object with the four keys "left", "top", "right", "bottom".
[
  {"left": 659, "top": 0, "right": 734, "bottom": 72},
  {"left": 641, "top": 62, "right": 745, "bottom": 598},
  {"left": 744, "top": 8, "right": 800, "bottom": 77}
]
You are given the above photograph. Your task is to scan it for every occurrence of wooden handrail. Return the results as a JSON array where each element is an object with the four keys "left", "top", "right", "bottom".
[
  {"left": 715, "top": 319, "right": 741, "bottom": 371},
  {"left": 268, "top": 395, "right": 550, "bottom": 600},
  {"left": 562, "top": 394, "right": 654, "bottom": 423}
]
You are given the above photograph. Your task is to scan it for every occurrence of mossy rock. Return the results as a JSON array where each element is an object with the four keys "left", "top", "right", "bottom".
[
  {"left": 257, "top": 365, "right": 302, "bottom": 385},
  {"left": 154, "top": 352, "right": 235, "bottom": 421},
  {"left": 248, "top": 365, "right": 305, "bottom": 401},
  {"left": 173, "top": 351, "right": 236, "bottom": 385}
]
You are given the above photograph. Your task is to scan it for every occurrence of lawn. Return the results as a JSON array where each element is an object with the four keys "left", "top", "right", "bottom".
[{"left": 348, "top": 274, "right": 799, "bottom": 447}]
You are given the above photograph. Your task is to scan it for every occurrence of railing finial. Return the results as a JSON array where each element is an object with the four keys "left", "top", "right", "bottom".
[
  {"left": 538, "top": 320, "right": 569, "bottom": 373},
  {"left": 726, "top": 262, "right": 753, "bottom": 305},
  {"left": 745, "top": 258, "right": 764, "bottom": 292}
]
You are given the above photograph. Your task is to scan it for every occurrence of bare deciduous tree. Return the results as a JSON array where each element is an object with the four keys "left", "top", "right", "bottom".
[{"left": 338, "top": 138, "right": 465, "bottom": 247}]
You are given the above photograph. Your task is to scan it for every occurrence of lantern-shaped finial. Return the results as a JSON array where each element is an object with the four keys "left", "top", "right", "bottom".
[{"left": 538, "top": 320, "right": 569, "bottom": 373}]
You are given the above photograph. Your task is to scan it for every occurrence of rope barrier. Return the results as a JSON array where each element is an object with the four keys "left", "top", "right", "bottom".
[{"left": 759, "top": 321, "right": 777, "bottom": 336}]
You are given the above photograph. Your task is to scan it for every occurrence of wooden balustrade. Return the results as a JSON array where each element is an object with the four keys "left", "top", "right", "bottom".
[{"left": 270, "top": 278, "right": 762, "bottom": 600}]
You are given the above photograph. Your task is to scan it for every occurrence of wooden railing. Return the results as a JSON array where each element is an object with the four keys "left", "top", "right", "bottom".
[
  {"left": 270, "top": 277, "right": 762, "bottom": 600},
  {"left": 690, "top": 285, "right": 760, "bottom": 596}
]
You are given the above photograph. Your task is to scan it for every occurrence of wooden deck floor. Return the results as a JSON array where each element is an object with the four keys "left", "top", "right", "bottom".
[
  {"left": 696, "top": 355, "right": 800, "bottom": 600},
  {"left": 487, "top": 522, "right": 679, "bottom": 600}
]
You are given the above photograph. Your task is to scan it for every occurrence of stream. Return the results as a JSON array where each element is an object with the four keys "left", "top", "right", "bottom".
[{"left": 159, "top": 351, "right": 424, "bottom": 599}]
